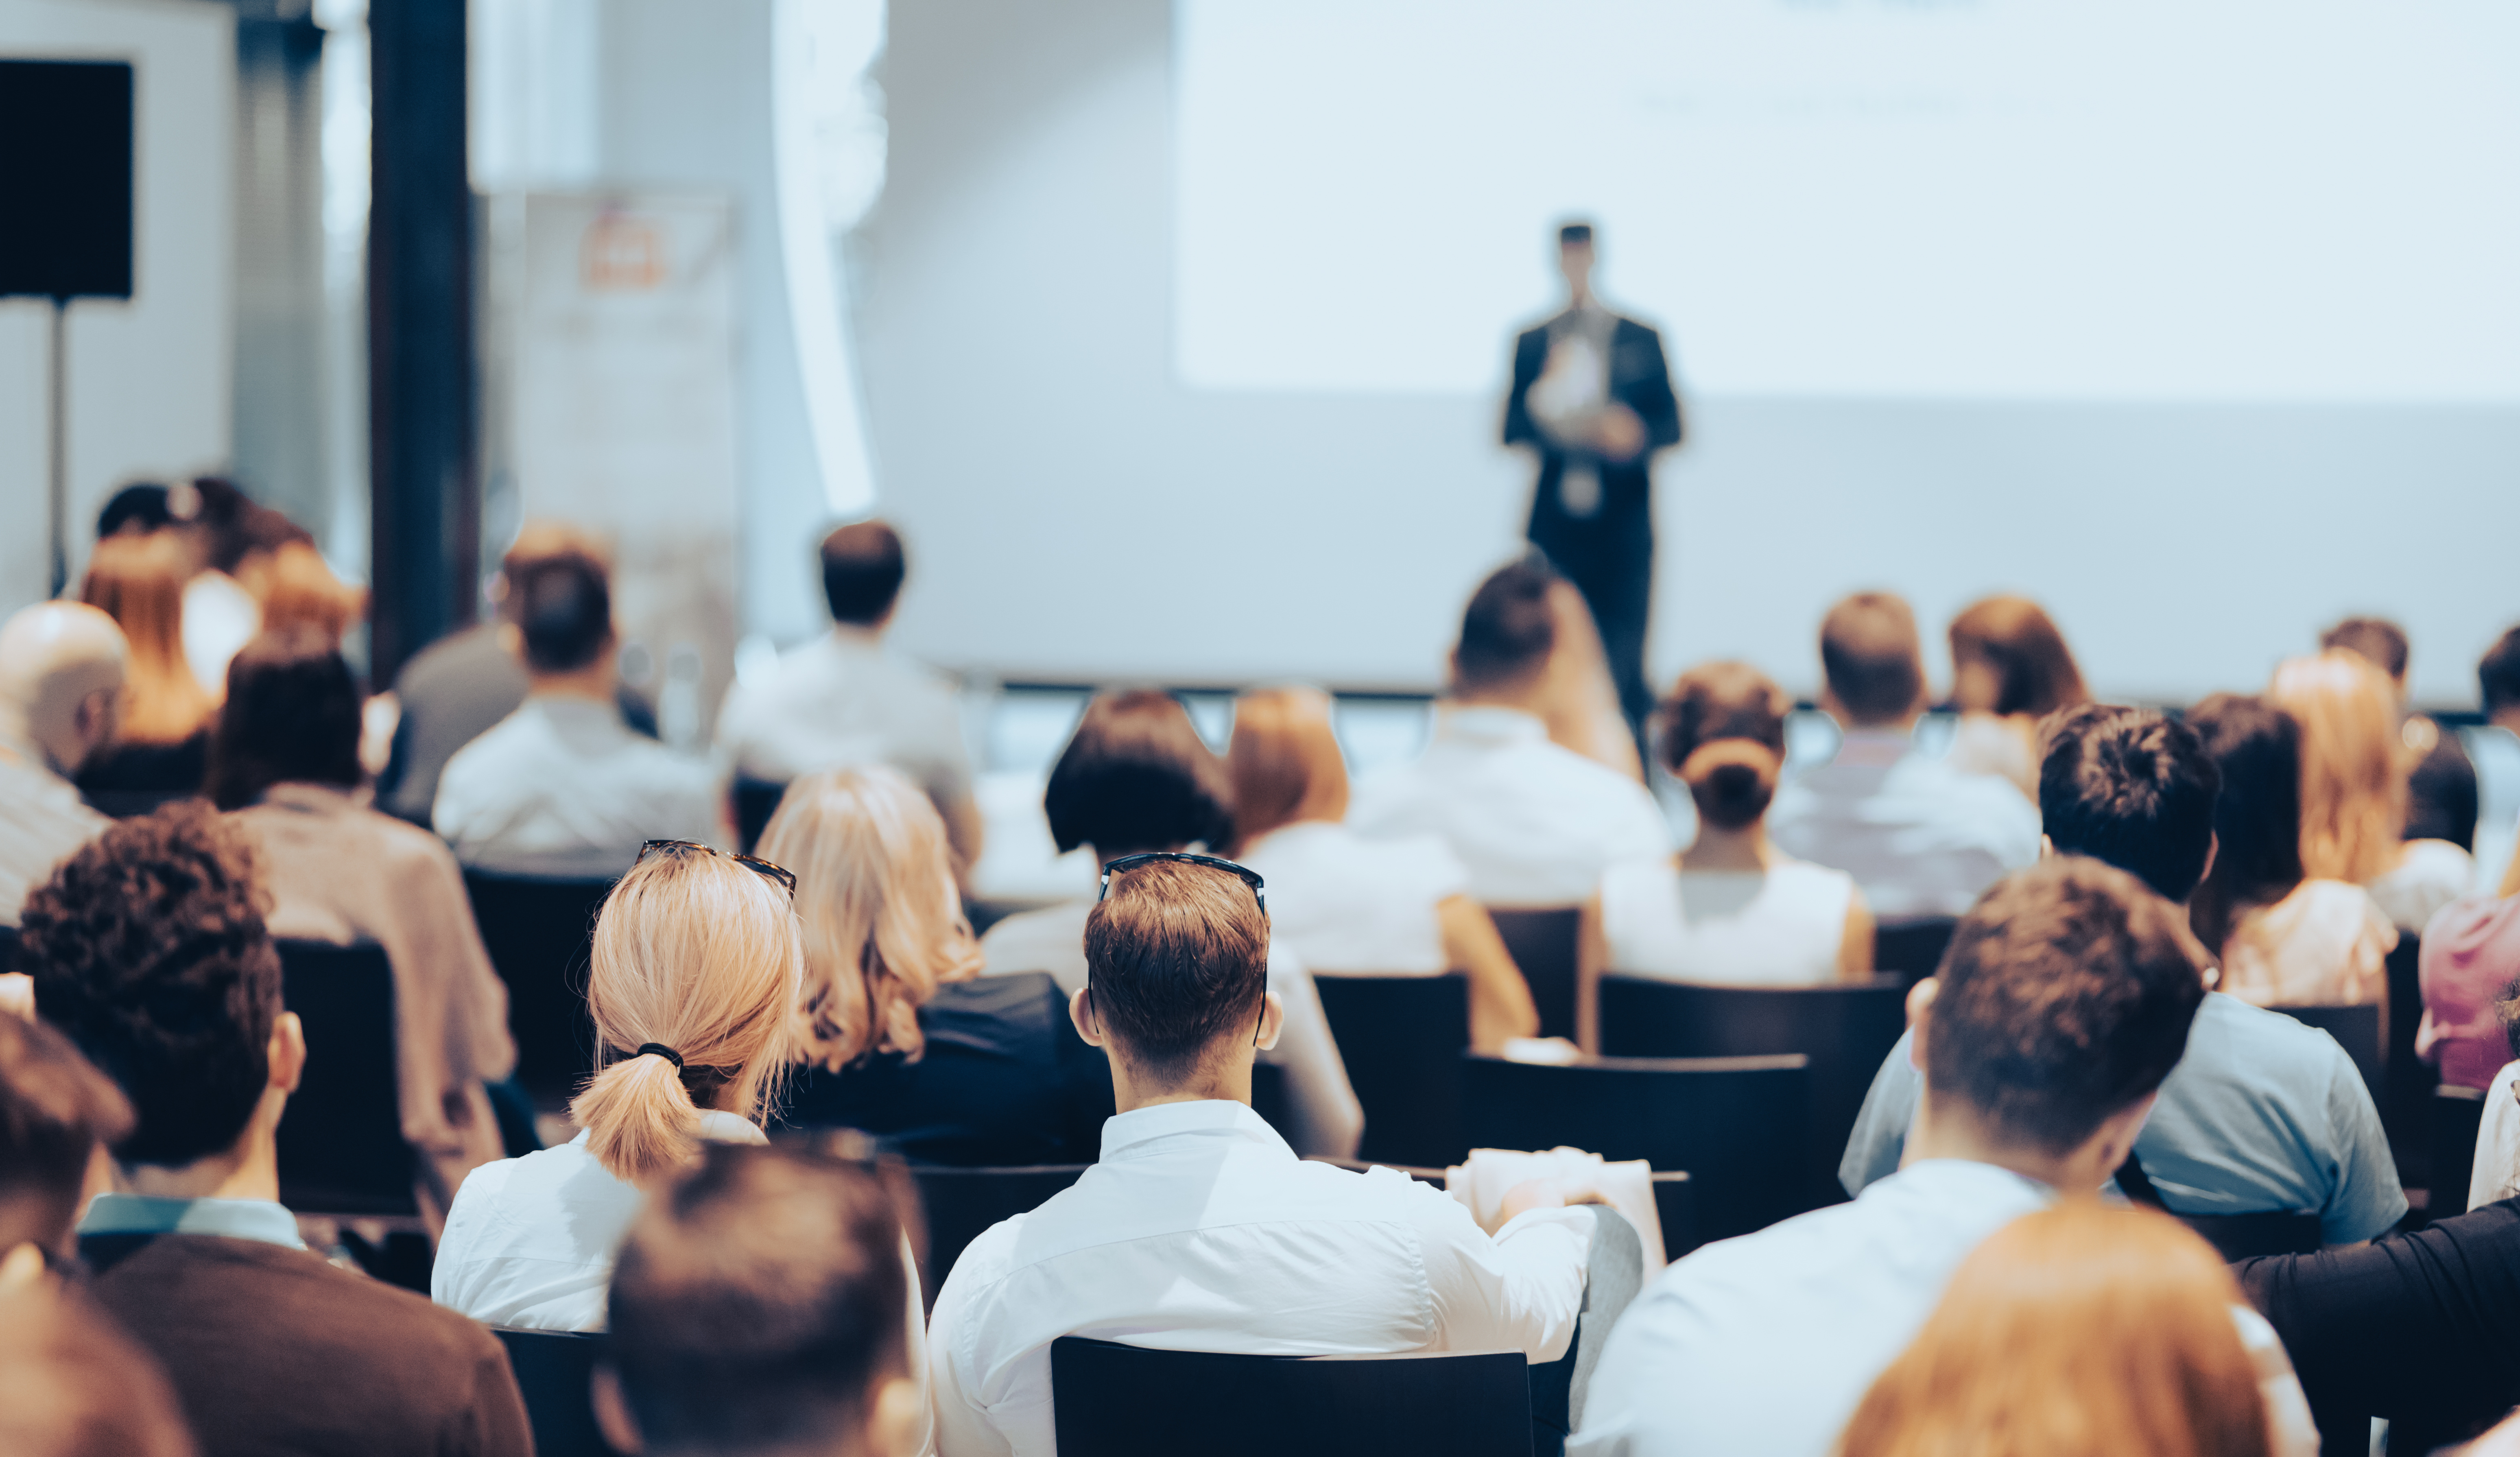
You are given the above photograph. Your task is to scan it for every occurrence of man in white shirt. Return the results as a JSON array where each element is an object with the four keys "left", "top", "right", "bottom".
[
  {"left": 1570, "top": 856, "right": 2216, "bottom": 1457},
  {"left": 434, "top": 550, "right": 721, "bottom": 877},
  {"left": 929, "top": 854, "right": 1594, "bottom": 1456},
  {"left": 0, "top": 603, "right": 124, "bottom": 928},
  {"left": 1350, "top": 559, "right": 1669, "bottom": 906},
  {"left": 714, "top": 521, "right": 981, "bottom": 868},
  {"left": 1768, "top": 592, "right": 2041, "bottom": 918}
]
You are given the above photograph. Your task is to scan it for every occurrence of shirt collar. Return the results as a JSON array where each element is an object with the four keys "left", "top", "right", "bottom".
[
  {"left": 523, "top": 691, "right": 626, "bottom": 725},
  {"left": 1873, "top": 1157, "right": 2058, "bottom": 1206},
  {"left": 1436, "top": 705, "right": 1548, "bottom": 745},
  {"left": 1098, "top": 1099, "right": 1288, "bottom": 1163},
  {"left": 78, "top": 1193, "right": 307, "bottom": 1250}
]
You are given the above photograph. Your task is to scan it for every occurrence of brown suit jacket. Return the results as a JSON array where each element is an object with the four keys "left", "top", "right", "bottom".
[{"left": 83, "top": 1232, "right": 532, "bottom": 1457}]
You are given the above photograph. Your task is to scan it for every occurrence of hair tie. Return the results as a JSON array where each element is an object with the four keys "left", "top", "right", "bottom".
[{"left": 635, "top": 1043, "right": 684, "bottom": 1070}]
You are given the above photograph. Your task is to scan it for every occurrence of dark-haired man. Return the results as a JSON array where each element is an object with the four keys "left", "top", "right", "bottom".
[
  {"left": 1571, "top": 857, "right": 2269, "bottom": 1457},
  {"left": 598, "top": 1143, "right": 928, "bottom": 1457},
  {"left": 716, "top": 519, "right": 981, "bottom": 867},
  {"left": 1838, "top": 705, "right": 2406, "bottom": 1244},
  {"left": 433, "top": 547, "right": 722, "bottom": 875},
  {"left": 1351, "top": 558, "right": 1669, "bottom": 906},
  {"left": 22, "top": 804, "right": 533, "bottom": 1457},
  {"left": 1768, "top": 591, "right": 2040, "bottom": 917},
  {"left": 930, "top": 856, "right": 1593, "bottom": 1455},
  {"left": 2468, "top": 625, "right": 2520, "bottom": 893}
]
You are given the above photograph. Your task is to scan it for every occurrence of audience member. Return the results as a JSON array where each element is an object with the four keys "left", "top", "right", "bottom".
[
  {"left": 0, "top": 1013, "right": 131, "bottom": 1288},
  {"left": 1348, "top": 559, "right": 1669, "bottom": 905},
  {"left": 1231, "top": 685, "right": 1541, "bottom": 1050},
  {"left": 0, "top": 604, "right": 124, "bottom": 926},
  {"left": 1942, "top": 594, "right": 2089, "bottom": 797},
  {"left": 2271, "top": 649, "right": 2475, "bottom": 931},
  {"left": 0, "top": 1283, "right": 198, "bottom": 1457},
  {"left": 76, "top": 532, "right": 215, "bottom": 813},
  {"left": 929, "top": 856, "right": 1595, "bottom": 1455},
  {"left": 979, "top": 689, "right": 1360, "bottom": 1157},
  {"left": 2188, "top": 694, "right": 2395, "bottom": 1007},
  {"left": 254, "top": 540, "right": 366, "bottom": 647},
  {"left": 1571, "top": 856, "right": 2211, "bottom": 1457},
  {"left": 1768, "top": 592, "right": 2041, "bottom": 918},
  {"left": 168, "top": 477, "right": 306, "bottom": 695},
  {"left": 434, "top": 840, "right": 801, "bottom": 1329},
  {"left": 716, "top": 520, "right": 982, "bottom": 867},
  {"left": 433, "top": 548, "right": 720, "bottom": 875},
  {"left": 1842, "top": 704, "right": 2404, "bottom": 1242},
  {"left": 1837, "top": 1202, "right": 2308, "bottom": 1457},
  {"left": 1582, "top": 662, "right": 1870, "bottom": 1018},
  {"left": 765, "top": 767, "right": 1113, "bottom": 1163},
  {"left": 2324, "top": 615, "right": 2480, "bottom": 851},
  {"left": 2475, "top": 627, "right": 2520, "bottom": 894},
  {"left": 22, "top": 805, "right": 532, "bottom": 1457},
  {"left": 598, "top": 1143, "right": 929, "bottom": 1457},
  {"left": 210, "top": 627, "right": 516, "bottom": 1216},
  {"left": 2418, "top": 891, "right": 2520, "bottom": 1097},
  {"left": 1537, "top": 576, "right": 1652, "bottom": 780}
]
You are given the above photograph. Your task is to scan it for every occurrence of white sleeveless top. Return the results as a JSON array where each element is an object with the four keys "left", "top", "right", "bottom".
[{"left": 1599, "top": 856, "right": 1855, "bottom": 986}]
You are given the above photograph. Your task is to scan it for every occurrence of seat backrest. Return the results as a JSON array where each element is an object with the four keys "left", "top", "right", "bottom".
[
  {"left": 1871, "top": 917, "right": 1958, "bottom": 985},
  {"left": 1051, "top": 1337, "right": 1531, "bottom": 1457},
  {"left": 2272, "top": 1003, "right": 2385, "bottom": 1103},
  {"left": 1311, "top": 973, "right": 1471, "bottom": 1167},
  {"left": 1595, "top": 975, "right": 1905, "bottom": 1212},
  {"left": 2175, "top": 1211, "right": 2325, "bottom": 1262},
  {"left": 0, "top": 921, "right": 17, "bottom": 973},
  {"left": 491, "top": 1328, "right": 617, "bottom": 1457},
  {"left": 911, "top": 1164, "right": 1091, "bottom": 1308},
  {"left": 732, "top": 777, "right": 788, "bottom": 855},
  {"left": 2382, "top": 934, "right": 2433, "bottom": 1176},
  {"left": 464, "top": 871, "right": 615, "bottom": 1102},
  {"left": 274, "top": 940, "right": 417, "bottom": 1216},
  {"left": 1461, "top": 1051, "right": 1808, "bottom": 1249},
  {"left": 1487, "top": 906, "right": 1582, "bottom": 1042}
]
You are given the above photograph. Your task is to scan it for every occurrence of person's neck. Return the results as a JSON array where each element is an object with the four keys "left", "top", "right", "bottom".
[
  {"left": 1905, "top": 1092, "right": 2100, "bottom": 1193},
  {"left": 2494, "top": 708, "right": 2520, "bottom": 739},
  {"left": 1680, "top": 819, "right": 1771, "bottom": 873},
  {"left": 1109, "top": 1053, "right": 1250, "bottom": 1116},
  {"left": 1448, "top": 679, "right": 1547, "bottom": 718},
  {"left": 831, "top": 619, "right": 889, "bottom": 647},
  {"left": 527, "top": 664, "right": 614, "bottom": 704},
  {"left": 118, "top": 1129, "right": 280, "bottom": 1206}
]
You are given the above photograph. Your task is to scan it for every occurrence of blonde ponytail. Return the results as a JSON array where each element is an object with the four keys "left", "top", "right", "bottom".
[{"left": 570, "top": 1048, "right": 703, "bottom": 1186}]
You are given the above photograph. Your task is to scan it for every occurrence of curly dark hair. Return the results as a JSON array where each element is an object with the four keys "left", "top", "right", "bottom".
[{"left": 19, "top": 802, "right": 282, "bottom": 1168}]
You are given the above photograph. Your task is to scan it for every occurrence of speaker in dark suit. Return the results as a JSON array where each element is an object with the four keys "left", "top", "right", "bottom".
[{"left": 1501, "top": 223, "right": 1684, "bottom": 736}]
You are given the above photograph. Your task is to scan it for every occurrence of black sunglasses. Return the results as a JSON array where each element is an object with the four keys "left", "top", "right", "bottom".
[
  {"left": 1097, "top": 851, "right": 1266, "bottom": 916},
  {"left": 637, "top": 839, "right": 799, "bottom": 901}
]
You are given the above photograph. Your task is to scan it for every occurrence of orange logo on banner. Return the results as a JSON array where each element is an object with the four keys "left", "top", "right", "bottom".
[{"left": 581, "top": 214, "right": 668, "bottom": 291}]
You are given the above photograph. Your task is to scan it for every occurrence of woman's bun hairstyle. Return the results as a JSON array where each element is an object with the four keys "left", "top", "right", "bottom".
[{"left": 1660, "top": 662, "right": 1792, "bottom": 832}]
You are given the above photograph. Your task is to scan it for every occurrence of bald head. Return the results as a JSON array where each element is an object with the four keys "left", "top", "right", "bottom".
[{"left": 0, "top": 605, "right": 129, "bottom": 777}]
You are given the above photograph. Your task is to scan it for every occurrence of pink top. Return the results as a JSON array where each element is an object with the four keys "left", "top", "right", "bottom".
[{"left": 2418, "top": 894, "right": 2520, "bottom": 1092}]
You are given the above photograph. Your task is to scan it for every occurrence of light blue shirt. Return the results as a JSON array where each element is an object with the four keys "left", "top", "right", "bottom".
[
  {"left": 1568, "top": 1160, "right": 2052, "bottom": 1457},
  {"left": 78, "top": 1193, "right": 307, "bottom": 1249},
  {"left": 1766, "top": 728, "right": 2042, "bottom": 920},
  {"left": 1838, "top": 992, "right": 2406, "bottom": 1243}
]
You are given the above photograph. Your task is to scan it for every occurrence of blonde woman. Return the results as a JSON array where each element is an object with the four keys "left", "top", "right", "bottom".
[
  {"left": 76, "top": 532, "right": 216, "bottom": 811},
  {"left": 2270, "top": 650, "right": 2475, "bottom": 931},
  {"left": 432, "top": 841, "right": 801, "bottom": 1330}
]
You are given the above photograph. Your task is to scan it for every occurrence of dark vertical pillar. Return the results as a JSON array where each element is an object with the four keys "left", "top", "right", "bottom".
[{"left": 366, "top": 0, "right": 475, "bottom": 685}]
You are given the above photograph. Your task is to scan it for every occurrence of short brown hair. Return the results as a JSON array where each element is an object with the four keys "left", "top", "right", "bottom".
[
  {"left": 1227, "top": 687, "right": 1348, "bottom": 848},
  {"left": 1948, "top": 596, "right": 2088, "bottom": 719},
  {"left": 1083, "top": 858, "right": 1269, "bottom": 1084},
  {"left": 2321, "top": 616, "right": 2409, "bottom": 684},
  {"left": 205, "top": 626, "right": 363, "bottom": 810},
  {"left": 0, "top": 1016, "right": 133, "bottom": 1256},
  {"left": 819, "top": 521, "right": 906, "bottom": 627},
  {"left": 1820, "top": 592, "right": 1926, "bottom": 726},
  {"left": 1925, "top": 857, "right": 2205, "bottom": 1158},
  {"left": 1454, "top": 559, "right": 1558, "bottom": 693},
  {"left": 1044, "top": 690, "right": 1235, "bottom": 856}
]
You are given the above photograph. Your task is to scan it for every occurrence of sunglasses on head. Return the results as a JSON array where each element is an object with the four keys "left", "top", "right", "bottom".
[
  {"left": 1096, "top": 851, "right": 1266, "bottom": 916},
  {"left": 636, "top": 839, "right": 799, "bottom": 900}
]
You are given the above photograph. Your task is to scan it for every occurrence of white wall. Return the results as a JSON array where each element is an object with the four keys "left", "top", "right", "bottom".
[
  {"left": 860, "top": 0, "right": 2520, "bottom": 707},
  {"left": 0, "top": 0, "right": 232, "bottom": 614}
]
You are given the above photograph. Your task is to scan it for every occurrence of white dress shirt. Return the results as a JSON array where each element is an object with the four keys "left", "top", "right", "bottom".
[
  {"left": 977, "top": 899, "right": 1363, "bottom": 1160},
  {"left": 714, "top": 628, "right": 974, "bottom": 809},
  {"left": 1347, "top": 705, "right": 1671, "bottom": 907},
  {"left": 2467, "top": 1060, "right": 2520, "bottom": 1216},
  {"left": 1766, "top": 728, "right": 2042, "bottom": 920},
  {"left": 1239, "top": 820, "right": 1467, "bottom": 974},
  {"left": 927, "top": 1099, "right": 1594, "bottom": 1457},
  {"left": 433, "top": 693, "right": 723, "bottom": 877},
  {"left": 0, "top": 742, "right": 107, "bottom": 926}
]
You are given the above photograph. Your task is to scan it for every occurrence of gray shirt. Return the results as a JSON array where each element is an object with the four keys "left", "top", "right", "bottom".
[{"left": 0, "top": 746, "right": 107, "bottom": 926}]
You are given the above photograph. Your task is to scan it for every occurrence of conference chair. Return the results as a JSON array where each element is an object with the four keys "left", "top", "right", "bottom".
[
  {"left": 1312, "top": 972, "right": 1470, "bottom": 1168},
  {"left": 2382, "top": 935, "right": 2433, "bottom": 1184},
  {"left": 2176, "top": 1210, "right": 2325, "bottom": 1262},
  {"left": 0, "top": 921, "right": 15, "bottom": 972},
  {"left": 2431, "top": 1085, "right": 2488, "bottom": 1219},
  {"left": 2271, "top": 1003, "right": 2385, "bottom": 1106},
  {"left": 273, "top": 939, "right": 437, "bottom": 1290},
  {"left": 1487, "top": 906, "right": 1582, "bottom": 1042},
  {"left": 1052, "top": 1341, "right": 1527, "bottom": 1456},
  {"left": 1871, "top": 916, "right": 1957, "bottom": 985},
  {"left": 910, "top": 1163, "right": 1090, "bottom": 1311},
  {"left": 492, "top": 1328, "right": 617, "bottom": 1457},
  {"left": 1595, "top": 975, "right": 1904, "bottom": 1212},
  {"left": 463, "top": 870, "right": 615, "bottom": 1103},
  {"left": 1461, "top": 1051, "right": 1807, "bottom": 1247},
  {"left": 732, "top": 775, "right": 788, "bottom": 854},
  {"left": 1306, "top": 1155, "right": 1697, "bottom": 1267}
]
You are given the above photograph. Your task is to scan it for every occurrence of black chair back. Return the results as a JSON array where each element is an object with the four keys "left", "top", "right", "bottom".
[
  {"left": 2177, "top": 1211, "right": 2324, "bottom": 1261},
  {"left": 1488, "top": 906, "right": 1582, "bottom": 1042},
  {"left": 2432, "top": 1085, "right": 2488, "bottom": 1218},
  {"left": 732, "top": 776, "right": 788, "bottom": 854},
  {"left": 1312, "top": 973, "right": 1470, "bottom": 1167},
  {"left": 911, "top": 1164, "right": 1090, "bottom": 1310},
  {"left": 0, "top": 922, "right": 17, "bottom": 973},
  {"left": 1462, "top": 1051, "right": 1808, "bottom": 1249},
  {"left": 2272, "top": 1003, "right": 2385, "bottom": 1105},
  {"left": 1052, "top": 1337, "right": 1531, "bottom": 1457},
  {"left": 1596, "top": 975, "right": 1905, "bottom": 1212},
  {"left": 2383, "top": 935, "right": 2433, "bottom": 1184},
  {"left": 491, "top": 1328, "right": 617, "bottom": 1457},
  {"left": 1871, "top": 917, "right": 1957, "bottom": 985},
  {"left": 464, "top": 871, "right": 615, "bottom": 1102},
  {"left": 274, "top": 940, "right": 417, "bottom": 1216}
]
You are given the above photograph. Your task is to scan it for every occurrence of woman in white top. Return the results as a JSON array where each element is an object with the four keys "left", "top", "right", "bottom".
[
  {"left": 1578, "top": 663, "right": 1873, "bottom": 1042},
  {"left": 1944, "top": 596, "right": 2090, "bottom": 799},
  {"left": 433, "top": 840, "right": 802, "bottom": 1330},
  {"left": 2270, "top": 650, "right": 2476, "bottom": 932},
  {"left": 1228, "top": 686, "right": 1538, "bottom": 1053},
  {"left": 978, "top": 690, "right": 1363, "bottom": 1158},
  {"left": 2188, "top": 694, "right": 2394, "bottom": 1007}
]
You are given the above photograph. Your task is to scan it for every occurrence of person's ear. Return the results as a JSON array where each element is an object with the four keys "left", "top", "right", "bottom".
[
  {"left": 496, "top": 622, "right": 525, "bottom": 660},
  {"left": 1904, "top": 978, "right": 1938, "bottom": 1069},
  {"left": 0, "top": 1241, "right": 48, "bottom": 1293},
  {"left": 590, "top": 1366, "right": 644, "bottom": 1453},
  {"left": 864, "top": 1374, "right": 926, "bottom": 1457},
  {"left": 267, "top": 1011, "right": 307, "bottom": 1095},
  {"left": 2038, "top": 834, "right": 2055, "bottom": 861},
  {"left": 1254, "top": 990, "right": 1286, "bottom": 1053},
  {"left": 1068, "top": 987, "right": 1104, "bottom": 1049}
]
